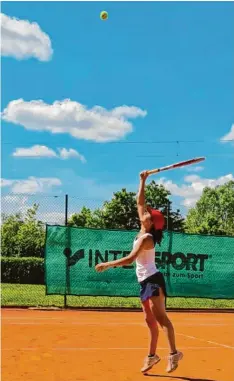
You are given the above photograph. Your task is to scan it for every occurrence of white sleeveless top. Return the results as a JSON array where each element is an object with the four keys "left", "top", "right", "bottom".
[{"left": 134, "top": 233, "right": 159, "bottom": 282}]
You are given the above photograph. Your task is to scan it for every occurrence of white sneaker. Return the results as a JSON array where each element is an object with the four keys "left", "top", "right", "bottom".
[
  {"left": 141, "top": 355, "right": 161, "bottom": 373},
  {"left": 166, "top": 351, "right": 183, "bottom": 373}
]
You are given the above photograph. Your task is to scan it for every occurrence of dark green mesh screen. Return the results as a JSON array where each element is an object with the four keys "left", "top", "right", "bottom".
[{"left": 45, "top": 225, "right": 234, "bottom": 299}]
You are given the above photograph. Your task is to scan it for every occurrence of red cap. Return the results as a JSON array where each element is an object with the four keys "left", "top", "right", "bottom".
[{"left": 147, "top": 207, "right": 165, "bottom": 230}]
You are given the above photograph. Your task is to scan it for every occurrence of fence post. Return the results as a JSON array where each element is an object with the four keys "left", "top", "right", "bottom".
[
  {"left": 167, "top": 200, "right": 170, "bottom": 231},
  {"left": 65, "top": 194, "right": 68, "bottom": 226},
  {"left": 64, "top": 194, "right": 68, "bottom": 309}
]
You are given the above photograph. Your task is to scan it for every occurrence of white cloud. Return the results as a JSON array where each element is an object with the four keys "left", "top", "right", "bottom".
[
  {"left": 1, "top": 195, "right": 28, "bottom": 218},
  {"left": 1, "top": 195, "right": 65, "bottom": 224},
  {"left": 185, "top": 166, "right": 204, "bottom": 172},
  {"left": 13, "top": 145, "right": 57, "bottom": 158},
  {"left": 158, "top": 173, "right": 234, "bottom": 208},
  {"left": 58, "top": 148, "right": 86, "bottom": 162},
  {"left": 37, "top": 212, "right": 65, "bottom": 224},
  {"left": 57, "top": 168, "right": 137, "bottom": 206},
  {"left": 0, "top": 195, "right": 28, "bottom": 223},
  {"left": 1, "top": 177, "right": 61, "bottom": 194},
  {"left": 111, "top": 106, "right": 146, "bottom": 118},
  {"left": 0, "top": 179, "right": 13, "bottom": 187},
  {"left": 220, "top": 124, "right": 234, "bottom": 143},
  {"left": 1, "top": 13, "right": 53, "bottom": 61},
  {"left": 12, "top": 145, "right": 86, "bottom": 162},
  {"left": 1, "top": 99, "right": 147, "bottom": 142}
]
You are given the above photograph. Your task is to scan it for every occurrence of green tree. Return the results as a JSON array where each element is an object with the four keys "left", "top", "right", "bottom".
[
  {"left": 69, "top": 207, "right": 105, "bottom": 229},
  {"left": 1, "top": 213, "right": 23, "bottom": 257},
  {"left": 16, "top": 204, "right": 45, "bottom": 257},
  {"left": 145, "top": 181, "right": 170, "bottom": 210},
  {"left": 145, "top": 181, "right": 184, "bottom": 232},
  {"left": 69, "top": 181, "right": 184, "bottom": 231},
  {"left": 185, "top": 181, "right": 234, "bottom": 236},
  {"left": 101, "top": 189, "right": 139, "bottom": 230},
  {"left": 1, "top": 204, "right": 45, "bottom": 257},
  {"left": 169, "top": 208, "right": 185, "bottom": 232}
]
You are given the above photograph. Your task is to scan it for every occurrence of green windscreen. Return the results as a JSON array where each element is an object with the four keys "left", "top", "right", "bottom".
[{"left": 45, "top": 225, "right": 234, "bottom": 299}]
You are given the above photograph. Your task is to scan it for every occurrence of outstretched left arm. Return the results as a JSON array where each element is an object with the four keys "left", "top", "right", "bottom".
[{"left": 95, "top": 236, "right": 148, "bottom": 272}]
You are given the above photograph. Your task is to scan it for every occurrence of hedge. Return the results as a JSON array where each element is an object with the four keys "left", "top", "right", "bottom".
[{"left": 1, "top": 257, "right": 44, "bottom": 284}]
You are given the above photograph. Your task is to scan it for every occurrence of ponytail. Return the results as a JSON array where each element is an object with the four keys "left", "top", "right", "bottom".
[{"left": 150, "top": 226, "right": 163, "bottom": 246}]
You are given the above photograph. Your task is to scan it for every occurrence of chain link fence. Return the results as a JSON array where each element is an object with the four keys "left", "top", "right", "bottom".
[
  {"left": 1, "top": 194, "right": 66, "bottom": 225},
  {"left": 1, "top": 193, "right": 234, "bottom": 310}
]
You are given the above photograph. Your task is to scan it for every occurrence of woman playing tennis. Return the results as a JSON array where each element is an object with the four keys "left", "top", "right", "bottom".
[{"left": 95, "top": 171, "right": 183, "bottom": 374}]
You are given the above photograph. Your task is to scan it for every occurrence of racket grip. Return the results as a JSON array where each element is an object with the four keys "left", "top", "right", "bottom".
[{"left": 147, "top": 168, "right": 160, "bottom": 175}]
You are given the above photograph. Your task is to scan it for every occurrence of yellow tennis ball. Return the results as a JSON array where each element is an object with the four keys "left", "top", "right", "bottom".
[{"left": 100, "top": 11, "right": 108, "bottom": 20}]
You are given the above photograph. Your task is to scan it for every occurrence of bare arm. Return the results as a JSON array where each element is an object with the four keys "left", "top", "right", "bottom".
[
  {"left": 95, "top": 236, "right": 152, "bottom": 272},
  {"left": 137, "top": 171, "right": 149, "bottom": 220}
]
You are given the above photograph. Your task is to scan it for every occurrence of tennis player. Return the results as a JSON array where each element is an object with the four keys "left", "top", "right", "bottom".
[{"left": 95, "top": 171, "right": 183, "bottom": 374}]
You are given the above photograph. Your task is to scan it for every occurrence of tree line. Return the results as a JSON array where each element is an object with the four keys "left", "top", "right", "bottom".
[{"left": 1, "top": 180, "right": 233, "bottom": 258}]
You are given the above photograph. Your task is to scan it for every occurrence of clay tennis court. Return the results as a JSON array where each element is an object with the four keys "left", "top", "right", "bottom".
[{"left": 2, "top": 309, "right": 234, "bottom": 381}]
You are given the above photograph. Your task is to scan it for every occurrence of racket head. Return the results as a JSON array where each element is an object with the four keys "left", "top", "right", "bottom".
[{"left": 172, "top": 156, "right": 206, "bottom": 169}]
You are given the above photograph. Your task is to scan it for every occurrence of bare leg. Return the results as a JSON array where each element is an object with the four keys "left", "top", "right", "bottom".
[
  {"left": 142, "top": 299, "right": 159, "bottom": 355},
  {"left": 149, "top": 288, "right": 176, "bottom": 354}
]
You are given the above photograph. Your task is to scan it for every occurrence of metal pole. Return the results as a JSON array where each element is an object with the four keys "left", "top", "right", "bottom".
[
  {"left": 65, "top": 194, "right": 68, "bottom": 226},
  {"left": 64, "top": 194, "right": 68, "bottom": 309},
  {"left": 167, "top": 200, "right": 170, "bottom": 231}
]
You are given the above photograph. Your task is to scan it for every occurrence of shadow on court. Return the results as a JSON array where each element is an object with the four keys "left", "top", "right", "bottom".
[{"left": 144, "top": 375, "right": 218, "bottom": 381}]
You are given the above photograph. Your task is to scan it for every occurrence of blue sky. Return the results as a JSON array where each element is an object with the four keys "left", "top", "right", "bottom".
[{"left": 1, "top": 1, "right": 234, "bottom": 221}]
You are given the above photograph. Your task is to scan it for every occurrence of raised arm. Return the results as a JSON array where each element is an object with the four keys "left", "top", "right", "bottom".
[{"left": 137, "top": 171, "right": 149, "bottom": 221}]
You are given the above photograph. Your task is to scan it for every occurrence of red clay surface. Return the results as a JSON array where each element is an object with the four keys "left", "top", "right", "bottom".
[{"left": 2, "top": 309, "right": 234, "bottom": 381}]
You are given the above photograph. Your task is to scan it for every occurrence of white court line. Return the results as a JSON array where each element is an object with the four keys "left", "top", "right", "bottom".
[
  {"left": 2, "top": 346, "right": 220, "bottom": 351},
  {"left": 2, "top": 316, "right": 233, "bottom": 327},
  {"left": 53, "top": 346, "right": 220, "bottom": 351},
  {"left": 183, "top": 317, "right": 232, "bottom": 321},
  {"left": 3, "top": 319, "right": 233, "bottom": 350},
  {"left": 2, "top": 321, "right": 230, "bottom": 327},
  {"left": 177, "top": 333, "right": 234, "bottom": 350},
  {"left": 2, "top": 317, "right": 77, "bottom": 320},
  {"left": 2, "top": 316, "right": 232, "bottom": 323},
  {"left": 2, "top": 348, "right": 37, "bottom": 351}
]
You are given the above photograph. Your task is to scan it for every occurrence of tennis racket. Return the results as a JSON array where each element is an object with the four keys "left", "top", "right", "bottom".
[{"left": 146, "top": 157, "right": 205, "bottom": 176}]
